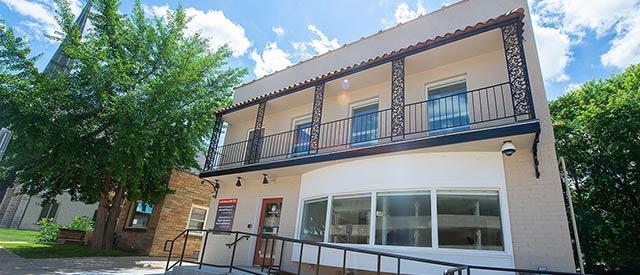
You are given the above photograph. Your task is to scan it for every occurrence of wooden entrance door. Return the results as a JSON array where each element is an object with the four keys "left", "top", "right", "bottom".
[{"left": 253, "top": 198, "right": 283, "bottom": 266}]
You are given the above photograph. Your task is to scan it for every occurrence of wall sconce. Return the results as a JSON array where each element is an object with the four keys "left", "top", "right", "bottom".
[
  {"left": 235, "top": 177, "right": 242, "bottom": 187},
  {"left": 201, "top": 179, "right": 221, "bottom": 199},
  {"left": 262, "top": 174, "right": 269, "bottom": 184}
]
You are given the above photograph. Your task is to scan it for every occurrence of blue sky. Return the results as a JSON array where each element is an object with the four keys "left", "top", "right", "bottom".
[{"left": 1, "top": 0, "right": 639, "bottom": 100}]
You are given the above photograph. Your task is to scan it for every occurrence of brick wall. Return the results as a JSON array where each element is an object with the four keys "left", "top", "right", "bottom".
[{"left": 115, "top": 169, "right": 213, "bottom": 257}]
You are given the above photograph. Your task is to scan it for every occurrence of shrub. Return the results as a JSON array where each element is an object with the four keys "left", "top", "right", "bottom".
[
  {"left": 36, "top": 218, "right": 60, "bottom": 243},
  {"left": 63, "top": 216, "right": 94, "bottom": 232}
]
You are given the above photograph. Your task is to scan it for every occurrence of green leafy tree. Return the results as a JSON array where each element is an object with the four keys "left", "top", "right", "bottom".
[
  {"left": 0, "top": 0, "right": 245, "bottom": 250},
  {"left": 550, "top": 65, "right": 640, "bottom": 272}
]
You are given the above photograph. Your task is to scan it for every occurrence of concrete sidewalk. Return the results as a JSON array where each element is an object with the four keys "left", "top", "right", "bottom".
[
  {"left": 0, "top": 245, "right": 52, "bottom": 274},
  {"left": 0, "top": 246, "right": 167, "bottom": 274}
]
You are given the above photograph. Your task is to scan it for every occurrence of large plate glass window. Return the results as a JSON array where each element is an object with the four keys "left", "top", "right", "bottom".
[
  {"left": 330, "top": 195, "right": 371, "bottom": 244},
  {"left": 375, "top": 192, "right": 431, "bottom": 247},
  {"left": 128, "top": 201, "right": 153, "bottom": 228},
  {"left": 292, "top": 118, "right": 312, "bottom": 156},
  {"left": 350, "top": 102, "right": 379, "bottom": 147},
  {"left": 437, "top": 191, "right": 503, "bottom": 251},
  {"left": 300, "top": 198, "right": 327, "bottom": 242},
  {"left": 427, "top": 79, "right": 469, "bottom": 134}
]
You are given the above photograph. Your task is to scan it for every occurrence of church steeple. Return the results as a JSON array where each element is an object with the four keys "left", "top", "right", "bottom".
[{"left": 43, "top": 0, "right": 92, "bottom": 76}]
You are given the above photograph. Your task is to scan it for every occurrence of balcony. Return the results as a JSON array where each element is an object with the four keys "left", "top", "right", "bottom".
[
  {"left": 204, "top": 81, "right": 538, "bottom": 176},
  {"left": 200, "top": 10, "right": 541, "bottom": 177}
]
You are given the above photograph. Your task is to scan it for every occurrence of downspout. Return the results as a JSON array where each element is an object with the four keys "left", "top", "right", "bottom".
[{"left": 559, "top": 157, "right": 585, "bottom": 273}]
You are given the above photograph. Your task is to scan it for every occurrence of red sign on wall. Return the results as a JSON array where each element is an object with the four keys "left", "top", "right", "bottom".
[{"left": 212, "top": 198, "right": 237, "bottom": 234}]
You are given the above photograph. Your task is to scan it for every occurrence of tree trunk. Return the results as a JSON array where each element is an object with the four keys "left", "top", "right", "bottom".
[
  {"left": 102, "top": 187, "right": 124, "bottom": 250},
  {"left": 92, "top": 193, "right": 110, "bottom": 250}
]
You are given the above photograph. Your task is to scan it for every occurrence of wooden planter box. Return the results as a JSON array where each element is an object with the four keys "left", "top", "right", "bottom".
[{"left": 57, "top": 228, "right": 87, "bottom": 244}]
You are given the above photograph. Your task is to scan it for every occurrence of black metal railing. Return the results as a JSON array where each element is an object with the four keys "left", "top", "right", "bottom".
[
  {"left": 165, "top": 229, "right": 582, "bottom": 275},
  {"left": 209, "top": 82, "right": 532, "bottom": 170}
]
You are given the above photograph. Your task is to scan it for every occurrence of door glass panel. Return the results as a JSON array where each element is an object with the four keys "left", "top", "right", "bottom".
[
  {"left": 254, "top": 200, "right": 282, "bottom": 266},
  {"left": 427, "top": 81, "right": 469, "bottom": 134},
  {"left": 292, "top": 121, "right": 312, "bottom": 156},
  {"left": 351, "top": 104, "right": 379, "bottom": 146}
]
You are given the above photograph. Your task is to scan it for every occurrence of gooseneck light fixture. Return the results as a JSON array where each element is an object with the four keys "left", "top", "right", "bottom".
[
  {"left": 200, "top": 179, "right": 221, "bottom": 199},
  {"left": 262, "top": 174, "right": 269, "bottom": 184},
  {"left": 235, "top": 177, "right": 242, "bottom": 187}
]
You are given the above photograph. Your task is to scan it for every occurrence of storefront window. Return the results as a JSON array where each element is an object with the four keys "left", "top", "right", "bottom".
[
  {"left": 375, "top": 192, "right": 431, "bottom": 247},
  {"left": 330, "top": 196, "right": 371, "bottom": 244},
  {"left": 437, "top": 191, "right": 503, "bottom": 251},
  {"left": 300, "top": 198, "right": 327, "bottom": 242}
]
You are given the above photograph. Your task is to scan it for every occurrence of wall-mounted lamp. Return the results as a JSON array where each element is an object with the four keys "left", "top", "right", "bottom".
[
  {"left": 262, "top": 174, "right": 269, "bottom": 184},
  {"left": 235, "top": 177, "right": 242, "bottom": 187},
  {"left": 201, "top": 179, "right": 221, "bottom": 199}
]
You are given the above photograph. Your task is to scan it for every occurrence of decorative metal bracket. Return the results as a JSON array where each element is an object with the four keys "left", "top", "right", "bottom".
[
  {"left": 246, "top": 101, "right": 266, "bottom": 164},
  {"left": 204, "top": 115, "right": 224, "bottom": 171},
  {"left": 391, "top": 58, "right": 405, "bottom": 140},
  {"left": 501, "top": 21, "right": 535, "bottom": 119},
  {"left": 309, "top": 83, "right": 325, "bottom": 153},
  {"left": 532, "top": 130, "right": 541, "bottom": 179},
  {"left": 201, "top": 179, "right": 221, "bottom": 198}
]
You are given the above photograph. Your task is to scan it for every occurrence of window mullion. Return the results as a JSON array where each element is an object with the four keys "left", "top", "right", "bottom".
[
  {"left": 324, "top": 195, "right": 332, "bottom": 243},
  {"left": 369, "top": 191, "right": 376, "bottom": 246},
  {"left": 431, "top": 189, "right": 439, "bottom": 249}
]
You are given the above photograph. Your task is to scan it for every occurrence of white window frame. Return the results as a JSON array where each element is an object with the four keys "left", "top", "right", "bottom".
[
  {"left": 348, "top": 97, "right": 380, "bottom": 147},
  {"left": 296, "top": 187, "right": 510, "bottom": 255},
  {"left": 186, "top": 204, "right": 209, "bottom": 235},
  {"left": 290, "top": 115, "right": 312, "bottom": 157},
  {"left": 299, "top": 197, "right": 328, "bottom": 242},
  {"left": 327, "top": 193, "right": 373, "bottom": 245},
  {"left": 425, "top": 76, "right": 470, "bottom": 134}
]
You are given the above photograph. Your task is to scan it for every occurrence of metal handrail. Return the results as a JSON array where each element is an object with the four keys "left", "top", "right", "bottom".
[{"left": 165, "top": 229, "right": 584, "bottom": 275}]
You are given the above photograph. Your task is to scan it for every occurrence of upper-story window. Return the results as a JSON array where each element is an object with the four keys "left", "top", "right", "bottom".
[
  {"left": 426, "top": 78, "right": 469, "bottom": 134},
  {"left": 350, "top": 100, "right": 379, "bottom": 147},
  {"left": 292, "top": 117, "right": 312, "bottom": 156}
]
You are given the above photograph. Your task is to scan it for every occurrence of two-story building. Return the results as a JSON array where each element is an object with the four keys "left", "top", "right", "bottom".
[{"left": 180, "top": 0, "right": 577, "bottom": 274}]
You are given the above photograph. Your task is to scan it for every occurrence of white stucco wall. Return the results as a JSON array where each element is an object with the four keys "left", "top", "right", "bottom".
[
  {"left": 292, "top": 152, "right": 514, "bottom": 274},
  {"left": 18, "top": 193, "right": 97, "bottom": 230}
]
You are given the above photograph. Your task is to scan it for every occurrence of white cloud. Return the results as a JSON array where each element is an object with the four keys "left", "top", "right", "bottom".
[
  {"left": 144, "top": 5, "right": 251, "bottom": 57},
  {"left": 394, "top": 1, "right": 426, "bottom": 24},
  {"left": 531, "top": 13, "right": 572, "bottom": 82},
  {"left": 272, "top": 26, "right": 284, "bottom": 36},
  {"left": 601, "top": 11, "right": 640, "bottom": 69},
  {"left": 291, "top": 25, "right": 340, "bottom": 59},
  {"left": 250, "top": 42, "right": 292, "bottom": 78},
  {"left": 306, "top": 25, "right": 340, "bottom": 55},
  {"left": 0, "top": 0, "right": 83, "bottom": 41},
  {"left": 531, "top": 0, "right": 640, "bottom": 71},
  {"left": 564, "top": 82, "right": 582, "bottom": 95}
]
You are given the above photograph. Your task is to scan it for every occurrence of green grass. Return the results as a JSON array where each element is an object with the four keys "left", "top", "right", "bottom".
[
  {"left": 0, "top": 228, "right": 39, "bottom": 243},
  {"left": 0, "top": 228, "right": 139, "bottom": 259}
]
